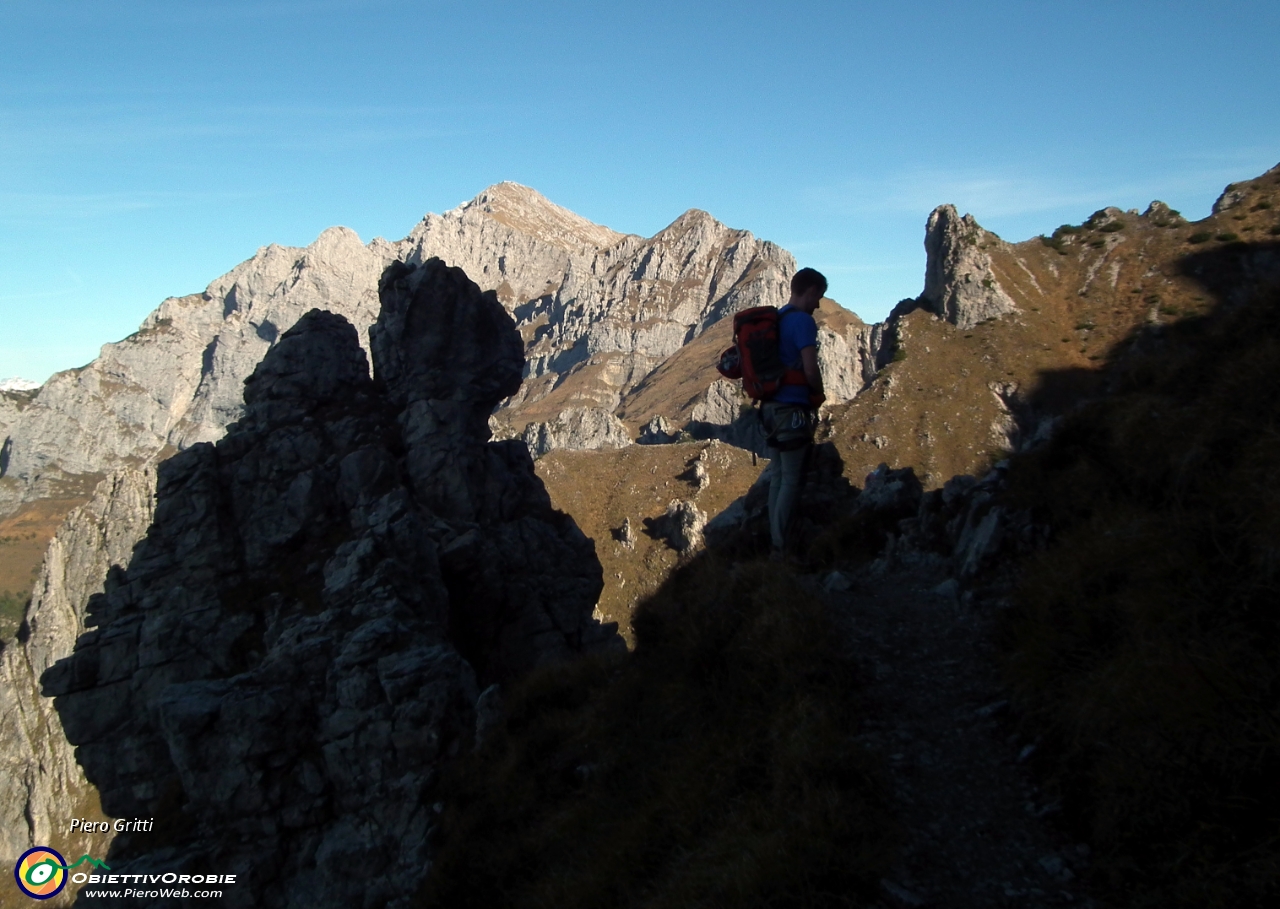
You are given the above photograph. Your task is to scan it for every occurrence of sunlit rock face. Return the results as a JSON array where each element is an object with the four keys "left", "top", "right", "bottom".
[
  {"left": 0, "top": 466, "right": 156, "bottom": 876},
  {"left": 1, "top": 185, "right": 796, "bottom": 514},
  {"left": 920, "top": 204, "right": 1018, "bottom": 329}
]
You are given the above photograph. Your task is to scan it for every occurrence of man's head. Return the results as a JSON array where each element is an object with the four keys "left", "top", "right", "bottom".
[{"left": 789, "top": 267, "right": 828, "bottom": 313}]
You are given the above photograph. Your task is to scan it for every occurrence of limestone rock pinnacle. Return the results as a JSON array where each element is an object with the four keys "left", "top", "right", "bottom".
[
  {"left": 920, "top": 204, "right": 1018, "bottom": 329},
  {"left": 40, "top": 260, "right": 620, "bottom": 908}
]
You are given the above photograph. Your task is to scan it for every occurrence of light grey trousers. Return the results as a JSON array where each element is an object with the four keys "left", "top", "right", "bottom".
[
  {"left": 767, "top": 444, "right": 808, "bottom": 551},
  {"left": 761, "top": 400, "right": 814, "bottom": 552}
]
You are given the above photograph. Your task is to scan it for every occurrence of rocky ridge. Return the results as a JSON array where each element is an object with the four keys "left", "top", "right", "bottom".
[
  {"left": 0, "top": 184, "right": 796, "bottom": 516},
  {"left": 824, "top": 165, "right": 1280, "bottom": 490},
  {"left": 38, "top": 260, "right": 620, "bottom": 908},
  {"left": 2, "top": 179, "right": 1017, "bottom": 530},
  {"left": 9, "top": 165, "right": 1272, "bottom": 901}
]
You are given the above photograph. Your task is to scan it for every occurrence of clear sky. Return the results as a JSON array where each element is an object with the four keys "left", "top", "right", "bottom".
[{"left": 2, "top": 0, "right": 1277, "bottom": 383}]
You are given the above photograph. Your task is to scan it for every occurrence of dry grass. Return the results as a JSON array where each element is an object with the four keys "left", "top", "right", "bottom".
[
  {"left": 419, "top": 556, "right": 895, "bottom": 909},
  {"left": 0, "top": 496, "right": 90, "bottom": 638},
  {"left": 536, "top": 442, "right": 764, "bottom": 640},
  {"left": 828, "top": 166, "right": 1280, "bottom": 494},
  {"left": 999, "top": 256, "right": 1280, "bottom": 907}
]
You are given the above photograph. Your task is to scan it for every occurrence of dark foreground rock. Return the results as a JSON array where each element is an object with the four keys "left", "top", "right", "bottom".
[{"left": 42, "top": 259, "right": 620, "bottom": 909}]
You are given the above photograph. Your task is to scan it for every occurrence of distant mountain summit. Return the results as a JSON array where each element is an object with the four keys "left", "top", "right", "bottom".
[
  {"left": 0, "top": 183, "right": 809, "bottom": 514},
  {"left": 454, "top": 181, "right": 628, "bottom": 252}
]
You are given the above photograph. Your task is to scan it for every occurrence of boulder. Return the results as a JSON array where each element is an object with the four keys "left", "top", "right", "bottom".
[
  {"left": 857, "top": 463, "right": 924, "bottom": 518},
  {"left": 644, "top": 499, "right": 708, "bottom": 554},
  {"left": 637, "top": 414, "right": 678, "bottom": 445}
]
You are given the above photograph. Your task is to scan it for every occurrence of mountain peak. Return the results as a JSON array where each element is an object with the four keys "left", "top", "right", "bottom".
[
  {"left": 456, "top": 181, "right": 629, "bottom": 252},
  {"left": 670, "top": 208, "right": 719, "bottom": 227}
]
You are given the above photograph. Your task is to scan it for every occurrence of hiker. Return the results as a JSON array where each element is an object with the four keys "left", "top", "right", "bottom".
[{"left": 763, "top": 267, "right": 826, "bottom": 558}]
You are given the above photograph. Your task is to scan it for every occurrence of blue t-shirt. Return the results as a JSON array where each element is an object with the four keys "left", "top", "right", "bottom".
[{"left": 772, "top": 305, "right": 818, "bottom": 405}]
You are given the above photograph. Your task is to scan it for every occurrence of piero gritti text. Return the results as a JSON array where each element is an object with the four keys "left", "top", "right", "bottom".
[{"left": 70, "top": 817, "right": 155, "bottom": 833}]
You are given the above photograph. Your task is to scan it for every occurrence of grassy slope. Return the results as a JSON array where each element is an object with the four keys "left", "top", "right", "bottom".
[
  {"left": 997, "top": 174, "right": 1280, "bottom": 906},
  {"left": 420, "top": 557, "right": 895, "bottom": 909},
  {"left": 535, "top": 441, "right": 763, "bottom": 640},
  {"left": 831, "top": 164, "right": 1280, "bottom": 492}
]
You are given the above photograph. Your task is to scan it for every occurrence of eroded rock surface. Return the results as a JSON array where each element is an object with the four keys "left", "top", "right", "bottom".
[
  {"left": 0, "top": 467, "right": 156, "bottom": 878},
  {"left": 0, "top": 387, "right": 36, "bottom": 459},
  {"left": 1, "top": 185, "right": 793, "bottom": 512},
  {"left": 42, "top": 260, "right": 620, "bottom": 908},
  {"left": 515, "top": 407, "right": 633, "bottom": 459},
  {"left": 920, "top": 204, "right": 1018, "bottom": 329}
]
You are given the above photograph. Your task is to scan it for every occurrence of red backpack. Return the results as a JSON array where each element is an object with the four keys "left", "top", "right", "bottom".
[{"left": 716, "top": 306, "right": 810, "bottom": 402}]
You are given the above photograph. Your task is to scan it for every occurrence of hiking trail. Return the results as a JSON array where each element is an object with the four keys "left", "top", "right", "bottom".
[{"left": 827, "top": 561, "right": 1099, "bottom": 909}]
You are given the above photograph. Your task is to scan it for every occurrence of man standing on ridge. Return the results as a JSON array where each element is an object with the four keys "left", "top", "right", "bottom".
[{"left": 764, "top": 267, "right": 826, "bottom": 559}]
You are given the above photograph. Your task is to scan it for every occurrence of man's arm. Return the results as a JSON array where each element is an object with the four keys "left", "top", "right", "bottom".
[{"left": 800, "top": 346, "right": 824, "bottom": 398}]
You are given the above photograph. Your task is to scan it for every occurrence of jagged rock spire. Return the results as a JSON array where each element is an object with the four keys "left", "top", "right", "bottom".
[
  {"left": 920, "top": 204, "right": 1018, "bottom": 329},
  {"left": 42, "top": 260, "right": 620, "bottom": 908}
]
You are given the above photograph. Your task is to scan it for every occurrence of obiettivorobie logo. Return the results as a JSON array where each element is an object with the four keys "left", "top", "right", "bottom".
[{"left": 13, "top": 847, "right": 110, "bottom": 900}]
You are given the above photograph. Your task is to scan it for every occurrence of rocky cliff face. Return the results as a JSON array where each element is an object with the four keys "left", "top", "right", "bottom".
[
  {"left": 919, "top": 204, "right": 1019, "bottom": 329},
  {"left": 515, "top": 407, "right": 633, "bottom": 458},
  {"left": 0, "top": 226, "right": 395, "bottom": 514},
  {"left": 0, "top": 466, "right": 156, "bottom": 884},
  {"left": 0, "top": 388, "right": 36, "bottom": 473},
  {"left": 40, "top": 260, "right": 620, "bottom": 908},
  {"left": 1, "top": 184, "right": 794, "bottom": 515}
]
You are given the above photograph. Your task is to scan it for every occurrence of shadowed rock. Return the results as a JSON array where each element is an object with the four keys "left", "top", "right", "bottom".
[{"left": 42, "top": 260, "right": 620, "bottom": 909}]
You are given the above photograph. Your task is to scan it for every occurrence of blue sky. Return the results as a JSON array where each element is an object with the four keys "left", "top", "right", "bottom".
[{"left": 2, "top": 0, "right": 1277, "bottom": 383}]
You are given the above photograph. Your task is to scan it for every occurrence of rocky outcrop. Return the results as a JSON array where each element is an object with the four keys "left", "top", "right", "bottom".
[
  {"left": 637, "top": 415, "right": 678, "bottom": 445},
  {"left": 818, "top": 321, "right": 885, "bottom": 403},
  {"left": 1211, "top": 184, "right": 1248, "bottom": 215},
  {"left": 689, "top": 379, "right": 744, "bottom": 426},
  {"left": 919, "top": 204, "right": 1018, "bottom": 329},
  {"left": 0, "top": 226, "right": 395, "bottom": 513},
  {"left": 1142, "top": 200, "right": 1186, "bottom": 228},
  {"left": 0, "top": 387, "right": 37, "bottom": 471},
  {"left": 844, "top": 460, "right": 1051, "bottom": 587},
  {"left": 0, "top": 466, "right": 156, "bottom": 877},
  {"left": 517, "top": 407, "right": 632, "bottom": 458},
  {"left": 857, "top": 463, "right": 925, "bottom": 517},
  {"left": 41, "top": 260, "right": 620, "bottom": 909},
  {"left": 644, "top": 499, "right": 707, "bottom": 554},
  {"left": 1, "top": 185, "right": 792, "bottom": 515}
]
